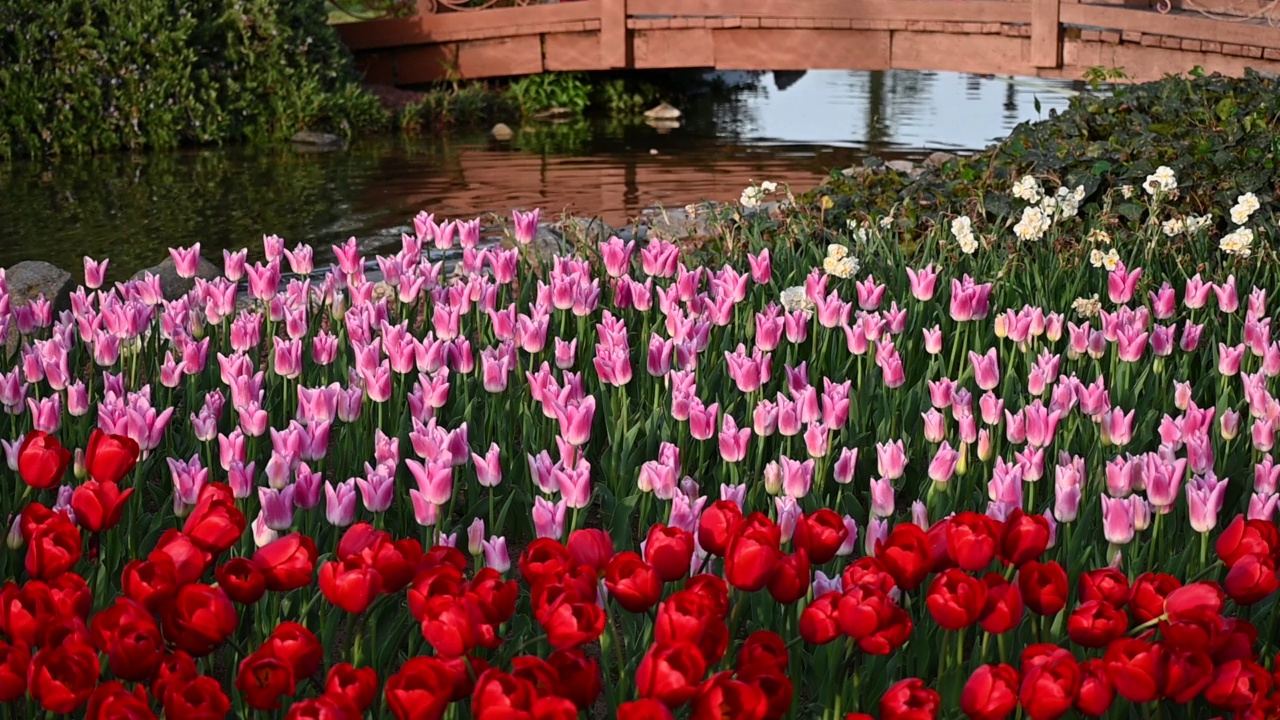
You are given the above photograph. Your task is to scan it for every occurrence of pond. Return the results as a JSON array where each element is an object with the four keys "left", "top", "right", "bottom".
[{"left": 0, "top": 70, "right": 1078, "bottom": 279}]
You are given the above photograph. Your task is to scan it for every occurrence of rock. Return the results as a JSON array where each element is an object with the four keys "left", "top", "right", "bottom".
[
  {"left": 4, "top": 260, "right": 74, "bottom": 313},
  {"left": 641, "top": 205, "right": 714, "bottom": 241},
  {"left": 643, "top": 102, "right": 682, "bottom": 120},
  {"left": 132, "top": 255, "right": 221, "bottom": 301},
  {"left": 841, "top": 166, "right": 876, "bottom": 179},
  {"left": 908, "top": 167, "right": 927, "bottom": 180},
  {"left": 491, "top": 123, "right": 514, "bottom": 141},
  {"left": 554, "top": 217, "right": 615, "bottom": 247},
  {"left": 924, "top": 151, "right": 958, "bottom": 169},
  {"left": 290, "top": 131, "right": 344, "bottom": 147},
  {"left": 886, "top": 160, "right": 916, "bottom": 174}
]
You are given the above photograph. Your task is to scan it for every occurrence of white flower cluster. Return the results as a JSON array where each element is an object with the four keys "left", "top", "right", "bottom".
[
  {"left": 1230, "top": 192, "right": 1260, "bottom": 225},
  {"left": 1161, "top": 217, "right": 1185, "bottom": 237},
  {"left": 823, "top": 244, "right": 860, "bottom": 279},
  {"left": 1185, "top": 214, "right": 1212, "bottom": 234},
  {"left": 1009, "top": 177, "right": 1084, "bottom": 242},
  {"left": 1143, "top": 166, "right": 1177, "bottom": 196},
  {"left": 740, "top": 180, "right": 778, "bottom": 209},
  {"left": 780, "top": 286, "right": 815, "bottom": 312},
  {"left": 1012, "top": 176, "right": 1043, "bottom": 203},
  {"left": 1014, "top": 206, "right": 1052, "bottom": 242},
  {"left": 951, "top": 215, "right": 978, "bottom": 254},
  {"left": 1086, "top": 228, "right": 1112, "bottom": 245},
  {"left": 1089, "top": 248, "right": 1121, "bottom": 270},
  {"left": 1072, "top": 294, "right": 1103, "bottom": 318},
  {"left": 845, "top": 218, "right": 871, "bottom": 244},
  {"left": 1120, "top": 185, "right": 1135, "bottom": 200},
  {"left": 1041, "top": 185, "right": 1086, "bottom": 220},
  {"left": 1220, "top": 227, "right": 1255, "bottom": 257}
]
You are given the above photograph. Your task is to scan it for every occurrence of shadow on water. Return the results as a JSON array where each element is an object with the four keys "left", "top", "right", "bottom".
[{"left": 0, "top": 70, "right": 1080, "bottom": 278}]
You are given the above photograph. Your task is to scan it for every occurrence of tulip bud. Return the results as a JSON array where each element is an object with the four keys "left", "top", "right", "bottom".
[
  {"left": 763, "top": 461, "right": 783, "bottom": 496},
  {"left": 993, "top": 314, "right": 1008, "bottom": 339},
  {"left": 956, "top": 441, "right": 969, "bottom": 477},
  {"left": 977, "top": 429, "right": 994, "bottom": 462},
  {"left": 6, "top": 515, "right": 24, "bottom": 550},
  {"left": 1220, "top": 410, "right": 1241, "bottom": 441},
  {"left": 73, "top": 448, "right": 87, "bottom": 480},
  {"left": 468, "top": 518, "right": 485, "bottom": 556}
]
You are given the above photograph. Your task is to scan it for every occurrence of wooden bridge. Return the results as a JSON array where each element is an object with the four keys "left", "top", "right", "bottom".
[{"left": 337, "top": 0, "right": 1280, "bottom": 85}]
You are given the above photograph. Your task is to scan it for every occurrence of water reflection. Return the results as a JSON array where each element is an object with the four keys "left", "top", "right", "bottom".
[{"left": 0, "top": 70, "right": 1079, "bottom": 278}]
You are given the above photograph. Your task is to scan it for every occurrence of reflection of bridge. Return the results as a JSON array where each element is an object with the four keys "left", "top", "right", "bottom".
[{"left": 338, "top": 0, "right": 1280, "bottom": 84}]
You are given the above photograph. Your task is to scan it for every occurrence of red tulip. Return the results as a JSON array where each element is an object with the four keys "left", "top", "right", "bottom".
[
  {"left": 655, "top": 590, "right": 729, "bottom": 665},
  {"left": 150, "top": 530, "right": 208, "bottom": 586},
  {"left": 1224, "top": 553, "right": 1279, "bottom": 605},
  {"left": 1, "top": 580, "right": 55, "bottom": 647},
  {"left": 182, "top": 490, "right": 247, "bottom": 556},
  {"left": 875, "top": 522, "right": 932, "bottom": 591},
  {"left": 420, "top": 595, "right": 482, "bottom": 658},
  {"left": 698, "top": 500, "right": 743, "bottom": 557},
  {"left": 1018, "top": 649, "right": 1080, "bottom": 720},
  {"left": 162, "top": 676, "right": 231, "bottom": 720},
  {"left": 216, "top": 557, "right": 266, "bottom": 605},
  {"left": 0, "top": 640, "right": 29, "bottom": 702},
  {"left": 541, "top": 600, "right": 605, "bottom": 650},
  {"left": 1160, "top": 648, "right": 1214, "bottom": 703},
  {"left": 736, "top": 662, "right": 793, "bottom": 720},
  {"left": 548, "top": 648, "right": 601, "bottom": 710},
  {"left": 1017, "top": 561, "right": 1067, "bottom": 616},
  {"left": 253, "top": 533, "right": 319, "bottom": 591},
  {"left": 27, "top": 642, "right": 99, "bottom": 713},
  {"left": 946, "top": 512, "right": 998, "bottom": 572},
  {"left": 26, "top": 517, "right": 82, "bottom": 581},
  {"left": 472, "top": 668, "right": 538, "bottom": 718},
  {"left": 737, "top": 631, "right": 788, "bottom": 675},
  {"left": 385, "top": 657, "right": 455, "bottom": 720},
  {"left": 1204, "top": 659, "right": 1274, "bottom": 711},
  {"left": 838, "top": 586, "right": 912, "bottom": 654},
  {"left": 1077, "top": 568, "right": 1129, "bottom": 608},
  {"left": 926, "top": 522, "right": 955, "bottom": 573},
  {"left": 326, "top": 663, "right": 378, "bottom": 712},
  {"left": 618, "top": 699, "right": 676, "bottom": 720},
  {"left": 264, "top": 623, "right": 324, "bottom": 682},
  {"left": 605, "top": 552, "right": 662, "bottom": 612},
  {"left": 284, "top": 694, "right": 359, "bottom": 720},
  {"left": 927, "top": 568, "right": 988, "bottom": 630},
  {"left": 320, "top": 556, "right": 382, "bottom": 614},
  {"left": 725, "top": 513, "right": 781, "bottom": 592},
  {"left": 1163, "top": 581, "right": 1224, "bottom": 624},
  {"left": 236, "top": 649, "right": 296, "bottom": 710},
  {"left": 1104, "top": 638, "right": 1160, "bottom": 703},
  {"left": 161, "top": 584, "right": 237, "bottom": 656},
  {"left": 106, "top": 620, "right": 165, "bottom": 682},
  {"left": 637, "top": 641, "right": 706, "bottom": 707},
  {"left": 18, "top": 431, "right": 71, "bottom": 490},
  {"left": 466, "top": 568, "right": 518, "bottom": 626},
  {"left": 684, "top": 574, "right": 730, "bottom": 621},
  {"left": 880, "top": 678, "right": 941, "bottom": 720},
  {"left": 47, "top": 572, "right": 91, "bottom": 619},
  {"left": 646, "top": 524, "right": 695, "bottom": 583},
  {"left": 979, "top": 573, "right": 1024, "bottom": 634},
  {"left": 150, "top": 652, "right": 198, "bottom": 707},
  {"left": 843, "top": 557, "right": 896, "bottom": 595},
  {"left": 519, "top": 538, "right": 572, "bottom": 587},
  {"left": 71, "top": 480, "right": 134, "bottom": 533},
  {"left": 691, "top": 672, "right": 766, "bottom": 720},
  {"left": 1128, "top": 572, "right": 1180, "bottom": 623},
  {"left": 794, "top": 509, "right": 848, "bottom": 565},
  {"left": 511, "top": 656, "right": 558, "bottom": 701},
  {"left": 998, "top": 510, "right": 1049, "bottom": 567},
  {"left": 408, "top": 565, "right": 466, "bottom": 621},
  {"left": 567, "top": 528, "right": 614, "bottom": 574},
  {"left": 961, "top": 664, "right": 1018, "bottom": 720},
  {"left": 1074, "top": 658, "right": 1114, "bottom": 717},
  {"left": 85, "top": 681, "right": 154, "bottom": 720},
  {"left": 766, "top": 551, "right": 811, "bottom": 605},
  {"left": 1216, "top": 515, "right": 1279, "bottom": 568},
  {"left": 122, "top": 557, "right": 180, "bottom": 613},
  {"left": 800, "top": 591, "right": 842, "bottom": 645},
  {"left": 84, "top": 429, "right": 140, "bottom": 484},
  {"left": 1066, "top": 600, "right": 1128, "bottom": 648}
]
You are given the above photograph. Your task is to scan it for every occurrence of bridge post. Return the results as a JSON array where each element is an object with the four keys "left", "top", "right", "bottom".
[
  {"left": 1030, "top": 0, "right": 1063, "bottom": 68},
  {"left": 600, "top": 0, "right": 628, "bottom": 69}
]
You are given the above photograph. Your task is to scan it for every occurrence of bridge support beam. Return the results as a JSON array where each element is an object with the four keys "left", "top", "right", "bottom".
[
  {"left": 600, "top": 0, "right": 628, "bottom": 68},
  {"left": 1031, "top": 0, "right": 1063, "bottom": 68}
]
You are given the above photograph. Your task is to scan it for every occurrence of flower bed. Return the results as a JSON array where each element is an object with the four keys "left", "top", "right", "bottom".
[{"left": 1, "top": 166, "right": 1279, "bottom": 719}]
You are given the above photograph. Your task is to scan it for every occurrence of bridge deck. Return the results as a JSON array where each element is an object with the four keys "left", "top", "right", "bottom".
[{"left": 337, "top": 0, "right": 1280, "bottom": 84}]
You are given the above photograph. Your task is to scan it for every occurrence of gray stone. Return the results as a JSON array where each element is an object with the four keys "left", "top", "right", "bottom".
[
  {"left": 908, "top": 167, "right": 927, "bottom": 180},
  {"left": 641, "top": 206, "right": 714, "bottom": 240},
  {"left": 4, "top": 260, "right": 74, "bottom": 313},
  {"left": 290, "top": 131, "right": 344, "bottom": 146},
  {"left": 554, "top": 217, "right": 614, "bottom": 247},
  {"left": 491, "top": 123, "right": 514, "bottom": 141},
  {"left": 132, "top": 255, "right": 221, "bottom": 301},
  {"left": 643, "top": 102, "right": 682, "bottom": 120},
  {"left": 886, "top": 160, "right": 916, "bottom": 174},
  {"left": 924, "top": 151, "right": 958, "bottom": 169}
]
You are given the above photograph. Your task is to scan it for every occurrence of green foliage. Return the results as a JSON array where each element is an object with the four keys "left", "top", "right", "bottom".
[
  {"left": 810, "top": 70, "right": 1279, "bottom": 239},
  {"left": 507, "top": 73, "right": 593, "bottom": 116},
  {"left": 396, "top": 84, "right": 517, "bottom": 134},
  {"left": 596, "top": 77, "right": 661, "bottom": 115},
  {"left": 0, "top": 0, "right": 388, "bottom": 158},
  {"left": 1083, "top": 65, "right": 1130, "bottom": 91}
]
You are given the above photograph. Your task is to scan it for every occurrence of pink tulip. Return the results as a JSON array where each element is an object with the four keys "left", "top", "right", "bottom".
[
  {"left": 718, "top": 414, "right": 750, "bottom": 463},
  {"left": 27, "top": 394, "right": 60, "bottom": 433},
  {"left": 1220, "top": 410, "right": 1241, "bottom": 441},
  {"left": 533, "top": 496, "right": 567, "bottom": 539},
  {"left": 1100, "top": 408, "right": 1135, "bottom": 447},
  {"left": 167, "top": 455, "right": 208, "bottom": 509},
  {"left": 1106, "top": 261, "right": 1142, "bottom": 304},
  {"left": 747, "top": 249, "right": 771, "bottom": 285},
  {"left": 869, "top": 477, "right": 894, "bottom": 517},
  {"left": 1187, "top": 472, "right": 1227, "bottom": 532},
  {"left": 780, "top": 456, "right": 814, "bottom": 499},
  {"left": 922, "top": 409, "right": 946, "bottom": 444},
  {"left": 1101, "top": 495, "right": 1136, "bottom": 545},
  {"left": 804, "top": 422, "right": 830, "bottom": 458},
  {"left": 833, "top": 447, "right": 856, "bottom": 485},
  {"left": 1144, "top": 455, "right": 1187, "bottom": 512},
  {"left": 1214, "top": 275, "right": 1239, "bottom": 313},
  {"left": 928, "top": 442, "right": 960, "bottom": 485},
  {"left": 876, "top": 440, "right": 906, "bottom": 480},
  {"left": 906, "top": 264, "right": 938, "bottom": 301},
  {"left": 1252, "top": 418, "right": 1275, "bottom": 452},
  {"left": 83, "top": 257, "right": 109, "bottom": 289},
  {"left": 688, "top": 399, "right": 719, "bottom": 442},
  {"left": 1256, "top": 457, "right": 1280, "bottom": 494},
  {"left": 1248, "top": 493, "right": 1278, "bottom": 521},
  {"left": 406, "top": 458, "right": 453, "bottom": 506},
  {"left": 1147, "top": 282, "right": 1176, "bottom": 319},
  {"left": 257, "top": 486, "right": 296, "bottom": 531},
  {"left": 599, "top": 236, "right": 635, "bottom": 278},
  {"left": 784, "top": 309, "right": 810, "bottom": 343},
  {"left": 167, "top": 243, "right": 201, "bottom": 279},
  {"left": 1218, "top": 342, "right": 1246, "bottom": 376},
  {"left": 855, "top": 277, "right": 886, "bottom": 310},
  {"left": 865, "top": 517, "right": 890, "bottom": 557},
  {"left": 553, "top": 396, "right": 596, "bottom": 446},
  {"left": 968, "top": 349, "right": 1000, "bottom": 391},
  {"left": 511, "top": 209, "right": 539, "bottom": 245}
]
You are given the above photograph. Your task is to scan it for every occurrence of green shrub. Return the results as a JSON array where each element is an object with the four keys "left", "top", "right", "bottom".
[{"left": 0, "top": 0, "right": 388, "bottom": 158}]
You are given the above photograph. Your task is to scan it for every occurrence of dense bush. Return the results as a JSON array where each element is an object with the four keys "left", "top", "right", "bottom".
[{"left": 0, "top": 0, "right": 388, "bottom": 158}]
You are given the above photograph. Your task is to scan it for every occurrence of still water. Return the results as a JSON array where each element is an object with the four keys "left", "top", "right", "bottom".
[{"left": 0, "top": 70, "right": 1078, "bottom": 278}]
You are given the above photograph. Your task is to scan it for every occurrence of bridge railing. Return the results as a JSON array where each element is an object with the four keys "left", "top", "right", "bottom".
[{"left": 337, "top": 0, "right": 1280, "bottom": 82}]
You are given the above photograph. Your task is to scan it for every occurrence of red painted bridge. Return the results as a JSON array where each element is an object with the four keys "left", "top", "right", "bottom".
[{"left": 337, "top": 0, "right": 1280, "bottom": 84}]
